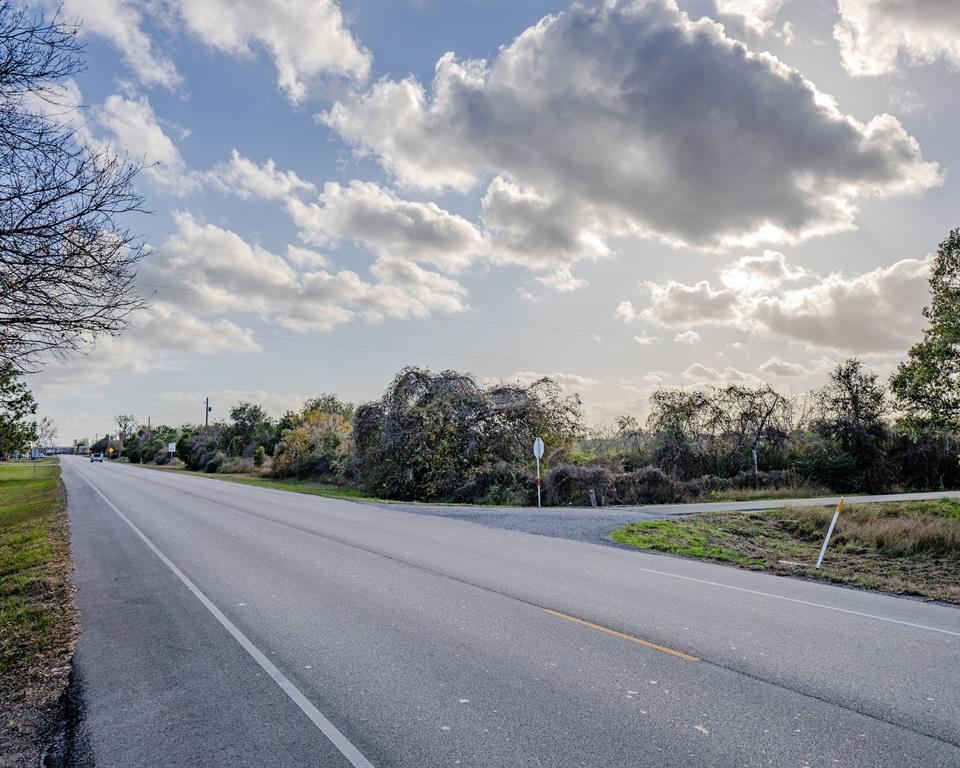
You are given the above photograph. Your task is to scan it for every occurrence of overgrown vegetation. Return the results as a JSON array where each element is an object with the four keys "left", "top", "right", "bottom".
[
  {"left": 0, "top": 459, "right": 75, "bottom": 765},
  {"left": 105, "top": 229, "right": 959, "bottom": 506},
  {"left": 348, "top": 369, "right": 582, "bottom": 502},
  {"left": 110, "top": 356, "right": 960, "bottom": 506},
  {"left": 612, "top": 499, "right": 960, "bottom": 603}
]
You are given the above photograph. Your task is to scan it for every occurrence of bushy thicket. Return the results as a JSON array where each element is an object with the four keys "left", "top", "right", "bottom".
[
  {"left": 546, "top": 465, "right": 806, "bottom": 506},
  {"left": 564, "top": 360, "right": 960, "bottom": 500},
  {"left": 124, "top": 425, "right": 178, "bottom": 465},
  {"left": 347, "top": 368, "right": 583, "bottom": 501},
  {"left": 117, "top": 360, "right": 959, "bottom": 504},
  {"left": 272, "top": 396, "right": 353, "bottom": 480}
]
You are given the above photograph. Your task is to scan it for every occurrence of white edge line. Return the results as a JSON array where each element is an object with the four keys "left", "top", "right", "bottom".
[
  {"left": 632, "top": 565, "right": 960, "bottom": 639},
  {"left": 74, "top": 468, "right": 376, "bottom": 768}
]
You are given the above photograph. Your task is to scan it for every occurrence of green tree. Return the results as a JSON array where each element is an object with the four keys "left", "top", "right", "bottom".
[
  {"left": 223, "top": 402, "right": 275, "bottom": 456},
  {"left": 646, "top": 389, "right": 713, "bottom": 478},
  {"left": 350, "top": 368, "right": 582, "bottom": 500},
  {"left": 0, "top": 360, "right": 37, "bottom": 456},
  {"left": 891, "top": 229, "right": 960, "bottom": 430},
  {"left": 814, "top": 359, "right": 891, "bottom": 490}
]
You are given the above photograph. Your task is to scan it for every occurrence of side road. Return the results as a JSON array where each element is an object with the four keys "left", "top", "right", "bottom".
[
  {"left": 127, "top": 463, "right": 960, "bottom": 545},
  {"left": 267, "top": 477, "right": 960, "bottom": 546}
]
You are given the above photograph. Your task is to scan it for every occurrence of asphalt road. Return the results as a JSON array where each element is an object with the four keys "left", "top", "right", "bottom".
[
  {"left": 380, "top": 489, "right": 960, "bottom": 545},
  {"left": 59, "top": 456, "right": 960, "bottom": 767}
]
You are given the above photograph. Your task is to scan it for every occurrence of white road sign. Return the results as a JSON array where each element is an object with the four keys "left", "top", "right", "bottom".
[
  {"left": 168, "top": 442, "right": 176, "bottom": 453},
  {"left": 533, "top": 437, "right": 544, "bottom": 508}
]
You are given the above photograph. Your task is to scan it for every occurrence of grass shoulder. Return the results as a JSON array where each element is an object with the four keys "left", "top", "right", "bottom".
[
  {"left": 611, "top": 498, "right": 960, "bottom": 604},
  {"left": 128, "top": 461, "right": 530, "bottom": 507},
  {"left": 130, "top": 461, "right": 384, "bottom": 502},
  {"left": 0, "top": 459, "right": 76, "bottom": 765},
  {"left": 696, "top": 485, "right": 860, "bottom": 503}
]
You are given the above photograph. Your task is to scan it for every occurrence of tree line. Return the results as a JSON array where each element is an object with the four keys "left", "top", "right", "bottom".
[
  {"left": 79, "top": 229, "right": 958, "bottom": 505},
  {"left": 5, "top": 228, "right": 958, "bottom": 506},
  {"left": 92, "top": 355, "right": 956, "bottom": 506},
  {"left": 0, "top": 7, "right": 956, "bottom": 506}
]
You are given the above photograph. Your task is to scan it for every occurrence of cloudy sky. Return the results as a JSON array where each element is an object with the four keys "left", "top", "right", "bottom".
[{"left": 29, "top": 0, "right": 959, "bottom": 442}]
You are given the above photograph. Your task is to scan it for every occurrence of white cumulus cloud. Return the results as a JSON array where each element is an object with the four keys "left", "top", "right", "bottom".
[
  {"left": 205, "top": 150, "right": 316, "bottom": 200},
  {"left": 144, "top": 211, "right": 469, "bottom": 333},
  {"left": 713, "top": 0, "right": 783, "bottom": 35},
  {"left": 63, "top": 0, "right": 182, "bottom": 90},
  {"left": 535, "top": 268, "right": 588, "bottom": 293},
  {"left": 720, "top": 250, "right": 807, "bottom": 293},
  {"left": 682, "top": 363, "right": 756, "bottom": 383},
  {"left": 674, "top": 330, "right": 701, "bottom": 344},
  {"left": 177, "top": 0, "right": 371, "bottom": 103},
  {"left": 751, "top": 256, "right": 933, "bottom": 352},
  {"left": 646, "top": 280, "right": 739, "bottom": 325},
  {"left": 322, "top": 0, "right": 940, "bottom": 255},
  {"left": 501, "top": 371, "right": 601, "bottom": 390},
  {"left": 834, "top": 0, "right": 960, "bottom": 77},
  {"left": 642, "top": 251, "right": 933, "bottom": 353},
  {"left": 615, "top": 301, "right": 637, "bottom": 323},
  {"left": 94, "top": 94, "right": 198, "bottom": 194},
  {"left": 758, "top": 357, "right": 809, "bottom": 377},
  {"left": 287, "top": 181, "right": 486, "bottom": 274}
]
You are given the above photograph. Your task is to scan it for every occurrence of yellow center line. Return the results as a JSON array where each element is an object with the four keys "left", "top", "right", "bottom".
[{"left": 543, "top": 608, "right": 699, "bottom": 662}]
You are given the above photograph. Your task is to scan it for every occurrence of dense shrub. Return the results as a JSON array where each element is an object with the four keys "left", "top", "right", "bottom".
[
  {"left": 888, "top": 431, "right": 960, "bottom": 491},
  {"left": 545, "top": 465, "right": 617, "bottom": 506},
  {"left": 616, "top": 466, "right": 686, "bottom": 504},
  {"left": 273, "top": 401, "right": 352, "bottom": 480},
  {"left": 203, "top": 451, "right": 225, "bottom": 473},
  {"left": 219, "top": 456, "right": 254, "bottom": 474},
  {"left": 451, "top": 462, "right": 536, "bottom": 505},
  {"left": 545, "top": 464, "right": 814, "bottom": 506},
  {"left": 350, "top": 367, "right": 582, "bottom": 501},
  {"left": 221, "top": 402, "right": 276, "bottom": 458}
]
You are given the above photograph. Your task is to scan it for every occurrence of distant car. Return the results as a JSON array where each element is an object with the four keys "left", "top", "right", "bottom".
[{"left": 90, "top": 453, "right": 104, "bottom": 462}]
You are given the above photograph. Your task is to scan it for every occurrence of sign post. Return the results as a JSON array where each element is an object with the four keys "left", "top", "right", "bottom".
[
  {"left": 816, "top": 498, "right": 844, "bottom": 569},
  {"left": 168, "top": 442, "right": 176, "bottom": 457},
  {"left": 533, "top": 437, "right": 544, "bottom": 508},
  {"left": 107, "top": 447, "right": 114, "bottom": 460}
]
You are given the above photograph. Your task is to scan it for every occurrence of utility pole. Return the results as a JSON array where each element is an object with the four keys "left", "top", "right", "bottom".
[{"left": 204, "top": 397, "right": 212, "bottom": 428}]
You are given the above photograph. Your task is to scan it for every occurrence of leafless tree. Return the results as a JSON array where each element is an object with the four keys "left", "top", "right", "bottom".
[
  {"left": 114, "top": 413, "right": 136, "bottom": 454},
  {"left": 708, "top": 384, "right": 792, "bottom": 457},
  {"left": 35, "top": 414, "right": 56, "bottom": 449},
  {"left": 0, "top": 2, "right": 148, "bottom": 372}
]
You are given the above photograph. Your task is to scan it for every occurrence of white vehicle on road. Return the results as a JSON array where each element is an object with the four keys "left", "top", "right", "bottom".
[{"left": 90, "top": 453, "right": 104, "bottom": 463}]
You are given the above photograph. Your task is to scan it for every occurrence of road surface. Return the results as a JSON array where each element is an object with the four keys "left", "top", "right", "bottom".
[
  {"left": 378, "top": 489, "right": 960, "bottom": 545},
  {"left": 59, "top": 456, "right": 960, "bottom": 767}
]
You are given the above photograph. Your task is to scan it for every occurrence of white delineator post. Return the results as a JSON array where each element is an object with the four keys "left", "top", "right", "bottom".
[
  {"left": 816, "top": 498, "right": 844, "bottom": 569},
  {"left": 533, "top": 437, "right": 544, "bottom": 508}
]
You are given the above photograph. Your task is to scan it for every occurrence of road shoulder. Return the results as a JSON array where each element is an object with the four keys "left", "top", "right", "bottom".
[
  {"left": 58, "top": 461, "right": 358, "bottom": 767},
  {"left": 0, "top": 459, "right": 76, "bottom": 768}
]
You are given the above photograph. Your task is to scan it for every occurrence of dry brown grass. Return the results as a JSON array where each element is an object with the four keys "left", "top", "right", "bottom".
[{"left": 613, "top": 498, "right": 960, "bottom": 603}]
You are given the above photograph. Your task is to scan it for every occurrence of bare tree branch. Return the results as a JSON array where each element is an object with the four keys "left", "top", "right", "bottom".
[{"left": 0, "top": 2, "right": 148, "bottom": 372}]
